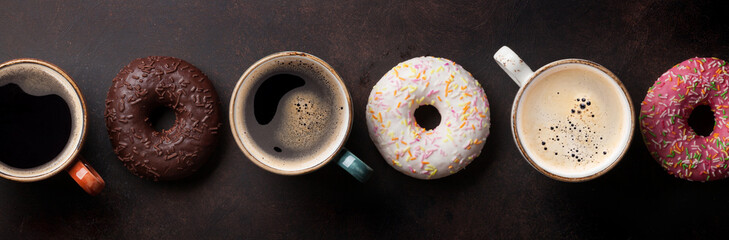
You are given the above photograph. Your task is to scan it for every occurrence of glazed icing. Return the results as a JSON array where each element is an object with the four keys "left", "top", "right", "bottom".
[
  {"left": 640, "top": 57, "right": 729, "bottom": 181},
  {"left": 366, "top": 56, "right": 490, "bottom": 179}
]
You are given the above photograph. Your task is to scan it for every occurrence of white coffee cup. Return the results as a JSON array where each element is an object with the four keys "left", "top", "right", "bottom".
[{"left": 494, "top": 46, "right": 634, "bottom": 182}]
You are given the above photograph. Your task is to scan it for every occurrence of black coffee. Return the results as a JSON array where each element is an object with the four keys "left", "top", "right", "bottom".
[
  {"left": 242, "top": 59, "right": 348, "bottom": 170},
  {"left": 254, "top": 74, "right": 306, "bottom": 125},
  {"left": 0, "top": 83, "right": 72, "bottom": 169}
]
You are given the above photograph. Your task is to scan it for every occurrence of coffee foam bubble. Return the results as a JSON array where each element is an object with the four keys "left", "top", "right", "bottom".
[
  {"left": 516, "top": 64, "right": 631, "bottom": 178},
  {"left": 275, "top": 89, "right": 332, "bottom": 151}
]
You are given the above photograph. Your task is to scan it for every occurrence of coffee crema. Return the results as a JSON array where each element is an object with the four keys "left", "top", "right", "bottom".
[
  {"left": 516, "top": 64, "right": 631, "bottom": 177},
  {"left": 241, "top": 57, "right": 349, "bottom": 172}
]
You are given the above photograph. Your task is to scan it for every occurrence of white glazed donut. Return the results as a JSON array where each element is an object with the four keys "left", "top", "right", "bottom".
[{"left": 366, "top": 56, "right": 491, "bottom": 179}]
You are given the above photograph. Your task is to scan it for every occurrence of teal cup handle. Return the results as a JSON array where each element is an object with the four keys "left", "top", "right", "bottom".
[{"left": 337, "top": 149, "right": 373, "bottom": 182}]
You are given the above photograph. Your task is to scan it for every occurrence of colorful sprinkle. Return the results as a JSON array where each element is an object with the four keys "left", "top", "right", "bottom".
[
  {"left": 640, "top": 57, "right": 729, "bottom": 182},
  {"left": 365, "top": 57, "right": 490, "bottom": 179}
]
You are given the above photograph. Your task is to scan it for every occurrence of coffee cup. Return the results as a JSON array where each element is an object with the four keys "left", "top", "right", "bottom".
[
  {"left": 494, "top": 46, "right": 634, "bottom": 182},
  {"left": 0, "top": 59, "right": 105, "bottom": 195},
  {"left": 230, "top": 51, "right": 373, "bottom": 182}
]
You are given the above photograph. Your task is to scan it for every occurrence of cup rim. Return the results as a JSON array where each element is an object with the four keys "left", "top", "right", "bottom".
[
  {"left": 510, "top": 59, "right": 635, "bottom": 182},
  {"left": 0, "top": 58, "right": 87, "bottom": 182},
  {"left": 229, "top": 51, "right": 353, "bottom": 175}
]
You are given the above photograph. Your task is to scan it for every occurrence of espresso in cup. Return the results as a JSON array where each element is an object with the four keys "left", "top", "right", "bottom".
[
  {"left": 0, "top": 59, "right": 104, "bottom": 195},
  {"left": 230, "top": 51, "right": 372, "bottom": 181},
  {"left": 0, "top": 83, "right": 72, "bottom": 169},
  {"left": 245, "top": 59, "right": 348, "bottom": 170},
  {"left": 495, "top": 46, "right": 634, "bottom": 181}
]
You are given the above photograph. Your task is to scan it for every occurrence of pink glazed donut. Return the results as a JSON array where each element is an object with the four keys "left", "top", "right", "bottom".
[
  {"left": 640, "top": 57, "right": 729, "bottom": 181},
  {"left": 366, "top": 56, "right": 490, "bottom": 179}
]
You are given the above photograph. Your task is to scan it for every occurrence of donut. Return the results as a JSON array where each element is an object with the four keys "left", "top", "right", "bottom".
[
  {"left": 366, "top": 56, "right": 490, "bottom": 179},
  {"left": 640, "top": 57, "right": 729, "bottom": 181},
  {"left": 104, "top": 56, "right": 221, "bottom": 181}
]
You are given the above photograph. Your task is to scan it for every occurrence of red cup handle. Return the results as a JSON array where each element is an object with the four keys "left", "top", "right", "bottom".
[{"left": 66, "top": 156, "right": 105, "bottom": 195}]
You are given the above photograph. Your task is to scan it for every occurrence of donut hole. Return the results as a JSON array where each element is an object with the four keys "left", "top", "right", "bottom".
[
  {"left": 688, "top": 104, "right": 715, "bottom": 137},
  {"left": 414, "top": 105, "right": 441, "bottom": 130},
  {"left": 148, "top": 106, "right": 176, "bottom": 132}
]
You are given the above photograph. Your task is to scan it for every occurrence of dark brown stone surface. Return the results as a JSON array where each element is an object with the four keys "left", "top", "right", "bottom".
[{"left": 0, "top": 0, "right": 728, "bottom": 239}]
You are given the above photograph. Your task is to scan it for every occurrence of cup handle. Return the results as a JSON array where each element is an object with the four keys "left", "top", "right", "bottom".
[
  {"left": 336, "top": 149, "right": 373, "bottom": 183},
  {"left": 66, "top": 156, "right": 105, "bottom": 195},
  {"left": 493, "top": 46, "right": 534, "bottom": 87}
]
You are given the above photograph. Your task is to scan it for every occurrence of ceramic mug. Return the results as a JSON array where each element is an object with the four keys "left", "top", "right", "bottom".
[
  {"left": 494, "top": 46, "right": 634, "bottom": 182},
  {"left": 0, "top": 59, "right": 105, "bottom": 195},
  {"left": 230, "top": 51, "right": 373, "bottom": 182}
]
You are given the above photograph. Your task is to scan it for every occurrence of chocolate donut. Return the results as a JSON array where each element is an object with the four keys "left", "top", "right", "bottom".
[{"left": 104, "top": 56, "right": 221, "bottom": 181}]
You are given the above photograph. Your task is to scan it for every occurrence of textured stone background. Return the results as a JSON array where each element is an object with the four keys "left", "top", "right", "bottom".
[{"left": 0, "top": 1, "right": 728, "bottom": 239}]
